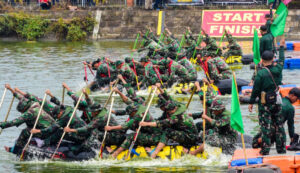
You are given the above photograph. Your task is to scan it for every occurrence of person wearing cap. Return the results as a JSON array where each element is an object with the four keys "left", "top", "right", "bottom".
[
  {"left": 252, "top": 88, "right": 300, "bottom": 149},
  {"left": 200, "top": 99, "right": 237, "bottom": 155},
  {"left": 140, "top": 57, "right": 161, "bottom": 86},
  {"left": 89, "top": 59, "right": 117, "bottom": 91},
  {"left": 63, "top": 83, "right": 93, "bottom": 124},
  {"left": 105, "top": 103, "right": 166, "bottom": 159},
  {"left": 260, "top": 25, "right": 275, "bottom": 56},
  {"left": 248, "top": 38, "right": 286, "bottom": 155},
  {"left": 157, "top": 58, "right": 189, "bottom": 84},
  {"left": 140, "top": 83, "right": 198, "bottom": 157},
  {"left": 178, "top": 55, "right": 198, "bottom": 83},
  {"left": 64, "top": 102, "right": 125, "bottom": 151},
  {"left": 202, "top": 30, "right": 221, "bottom": 58},
  {"left": 222, "top": 31, "right": 243, "bottom": 60},
  {"left": 1, "top": 97, "right": 56, "bottom": 155},
  {"left": 265, "top": 13, "right": 273, "bottom": 34},
  {"left": 115, "top": 60, "right": 138, "bottom": 89},
  {"left": 31, "top": 103, "right": 88, "bottom": 151}
]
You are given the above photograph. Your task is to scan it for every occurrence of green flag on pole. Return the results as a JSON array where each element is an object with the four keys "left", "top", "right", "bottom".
[
  {"left": 252, "top": 29, "right": 260, "bottom": 65},
  {"left": 230, "top": 74, "right": 244, "bottom": 133},
  {"left": 271, "top": 2, "right": 288, "bottom": 37}
]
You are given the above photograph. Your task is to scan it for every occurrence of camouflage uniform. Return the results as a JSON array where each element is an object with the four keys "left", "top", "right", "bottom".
[
  {"left": 143, "top": 61, "right": 161, "bottom": 86},
  {"left": 178, "top": 57, "right": 197, "bottom": 82},
  {"left": 282, "top": 97, "right": 295, "bottom": 139},
  {"left": 120, "top": 105, "right": 166, "bottom": 148},
  {"left": 0, "top": 100, "right": 56, "bottom": 154},
  {"left": 202, "top": 100, "right": 237, "bottom": 155},
  {"left": 207, "top": 57, "right": 232, "bottom": 81},
  {"left": 125, "top": 58, "right": 145, "bottom": 88},
  {"left": 138, "top": 37, "right": 162, "bottom": 57},
  {"left": 249, "top": 46, "right": 286, "bottom": 155},
  {"left": 42, "top": 105, "right": 88, "bottom": 146},
  {"left": 117, "top": 61, "right": 137, "bottom": 88},
  {"left": 92, "top": 62, "right": 116, "bottom": 91},
  {"left": 123, "top": 83, "right": 145, "bottom": 106},
  {"left": 156, "top": 103, "right": 198, "bottom": 148},
  {"left": 223, "top": 34, "right": 243, "bottom": 59},
  {"left": 158, "top": 58, "right": 189, "bottom": 83},
  {"left": 77, "top": 107, "right": 126, "bottom": 147},
  {"left": 202, "top": 34, "right": 222, "bottom": 57},
  {"left": 67, "top": 91, "right": 93, "bottom": 124}
]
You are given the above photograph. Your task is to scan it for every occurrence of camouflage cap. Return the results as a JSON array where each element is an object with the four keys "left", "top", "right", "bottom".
[
  {"left": 140, "top": 56, "right": 149, "bottom": 63},
  {"left": 115, "top": 60, "right": 123, "bottom": 67},
  {"left": 210, "top": 99, "right": 225, "bottom": 111},
  {"left": 16, "top": 98, "right": 32, "bottom": 113},
  {"left": 88, "top": 103, "right": 102, "bottom": 112},
  {"left": 126, "top": 104, "right": 138, "bottom": 114},
  {"left": 164, "top": 101, "right": 177, "bottom": 111}
]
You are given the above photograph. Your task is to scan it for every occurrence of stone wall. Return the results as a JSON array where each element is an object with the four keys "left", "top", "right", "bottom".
[{"left": 96, "top": 9, "right": 300, "bottom": 40}]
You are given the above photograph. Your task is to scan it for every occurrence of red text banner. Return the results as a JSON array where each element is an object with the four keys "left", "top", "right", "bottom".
[{"left": 202, "top": 10, "right": 270, "bottom": 37}]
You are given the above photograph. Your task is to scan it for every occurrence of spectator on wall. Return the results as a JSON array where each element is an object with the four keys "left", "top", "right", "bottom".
[{"left": 40, "top": 0, "right": 52, "bottom": 10}]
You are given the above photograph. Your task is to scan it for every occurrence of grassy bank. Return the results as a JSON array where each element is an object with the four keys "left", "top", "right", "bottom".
[{"left": 0, "top": 12, "right": 95, "bottom": 41}]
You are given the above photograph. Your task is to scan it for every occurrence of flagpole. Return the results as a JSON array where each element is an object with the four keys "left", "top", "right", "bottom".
[{"left": 233, "top": 72, "right": 248, "bottom": 166}]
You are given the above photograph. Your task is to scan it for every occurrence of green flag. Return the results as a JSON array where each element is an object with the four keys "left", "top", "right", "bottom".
[
  {"left": 271, "top": 2, "right": 288, "bottom": 37},
  {"left": 268, "top": 0, "right": 275, "bottom": 4},
  {"left": 230, "top": 74, "right": 244, "bottom": 133},
  {"left": 252, "top": 30, "right": 260, "bottom": 65}
]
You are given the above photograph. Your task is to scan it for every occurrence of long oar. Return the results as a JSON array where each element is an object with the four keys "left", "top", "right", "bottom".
[
  {"left": 202, "top": 83, "right": 207, "bottom": 145},
  {"left": 20, "top": 93, "right": 47, "bottom": 161},
  {"left": 152, "top": 33, "right": 165, "bottom": 57},
  {"left": 191, "top": 31, "right": 203, "bottom": 60},
  {"left": 51, "top": 93, "right": 84, "bottom": 160},
  {"left": 0, "top": 88, "right": 7, "bottom": 111},
  {"left": 0, "top": 96, "right": 15, "bottom": 135},
  {"left": 130, "top": 33, "right": 141, "bottom": 90},
  {"left": 99, "top": 94, "right": 115, "bottom": 158},
  {"left": 216, "top": 31, "right": 226, "bottom": 55},
  {"left": 62, "top": 87, "right": 65, "bottom": 105},
  {"left": 139, "top": 29, "right": 149, "bottom": 48},
  {"left": 175, "top": 31, "right": 187, "bottom": 61},
  {"left": 186, "top": 86, "right": 196, "bottom": 109},
  {"left": 126, "top": 87, "right": 157, "bottom": 159},
  {"left": 104, "top": 79, "right": 119, "bottom": 108}
]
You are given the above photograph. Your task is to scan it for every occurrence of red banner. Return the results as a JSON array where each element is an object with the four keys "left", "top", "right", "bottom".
[{"left": 202, "top": 10, "right": 270, "bottom": 37}]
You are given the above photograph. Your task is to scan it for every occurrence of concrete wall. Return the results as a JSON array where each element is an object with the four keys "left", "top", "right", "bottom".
[{"left": 96, "top": 9, "right": 300, "bottom": 40}]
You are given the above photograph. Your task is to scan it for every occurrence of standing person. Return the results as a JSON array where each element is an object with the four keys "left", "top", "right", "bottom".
[
  {"left": 248, "top": 38, "right": 286, "bottom": 155},
  {"left": 260, "top": 25, "right": 275, "bottom": 56}
]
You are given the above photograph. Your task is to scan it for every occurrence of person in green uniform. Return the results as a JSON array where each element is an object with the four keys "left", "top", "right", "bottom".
[
  {"left": 260, "top": 25, "right": 275, "bottom": 55},
  {"left": 116, "top": 60, "right": 138, "bottom": 88},
  {"left": 0, "top": 97, "right": 56, "bottom": 155},
  {"left": 248, "top": 38, "right": 286, "bottom": 155},
  {"left": 223, "top": 31, "right": 243, "bottom": 59}
]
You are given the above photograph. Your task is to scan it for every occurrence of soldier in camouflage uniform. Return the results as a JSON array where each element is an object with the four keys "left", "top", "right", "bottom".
[
  {"left": 248, "top": 38, "right": 286, "bottom": 155},
  {"left": 202, "top": 31, "right": 222, "bottom": 57},
  {"left": 223, "top": 32, "right": 243, "bottom": 59},
  {"left": 115, "top": 60, "right": 138, "bottom": 89},
  {"left": 199, "top": 99, "right": 237, "bottom": 155},
  {"left": 157, "top": 58, "right": 189, "bottom": 84},
  {"left": 64, "top": 103, "right": 126, "bottom": 150},
  {"left": 198, "top": 52, "right": 232, "bottom": 82},
  {"left": 140, "top": 57, "right": 162, "bottom": 86},
  {"left": 125, "top": 57, "right": 145, "bottom": 89},
  {"left": 178, "top": 55, "right": 198, "bottom": 82},
  {"left": 90, "top": 59, "right": 117, "bottom": 91},
  {"left": 105, "top": 103, "right": 166, "bottom": 158},
  {"left": 0, "top": 97, "right": 56, "bottom": 155},
  {"left": 137, "top": 36, "right": 163, "bottom": 58}
]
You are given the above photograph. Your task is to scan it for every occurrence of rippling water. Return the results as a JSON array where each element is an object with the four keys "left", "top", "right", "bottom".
[{"left": 0, "top": 40, "right": 300, "bottom": 173}]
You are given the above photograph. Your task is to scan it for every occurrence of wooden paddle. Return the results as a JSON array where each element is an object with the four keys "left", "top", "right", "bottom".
[
  {"left": 202, "top": 83, "right": 207, "bottom": 145},
  {"left": 130, "top": 33, "right": 141, "bottom": 90},
  {"left": 186, "top": 86, "right": 196, "bottom": 109},
  {"left": 0, "top": 96, "right": 15, "bottom": 135},
  {"left": 126, "top": 87, "right": 157, "bottom": 159},
  {"left": 98, "top": 94, "right": 115, "bottom": 158},
  {"left": 20, "top": 93, "right": 47, "bottom": 161},
  {"left": 50, "top": 92, "right": 84, "bottom": 160},
  {"left": 104, "top": 79, "right": 119, "bottom": 108},
  {"left": 0, "top": 88, "right": 7, "bottom": 112},
  {"left": 62, "top": 87, "right": 65, "bottom": 105}
]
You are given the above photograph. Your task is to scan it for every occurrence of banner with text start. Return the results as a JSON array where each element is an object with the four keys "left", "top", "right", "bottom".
[{"left": 202, "top": 10, "right": 270, "bottom": 37}]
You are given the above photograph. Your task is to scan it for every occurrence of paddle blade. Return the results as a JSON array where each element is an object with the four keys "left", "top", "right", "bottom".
[{"left": 126, "top": 142, "right": 134, "bottom": 160}]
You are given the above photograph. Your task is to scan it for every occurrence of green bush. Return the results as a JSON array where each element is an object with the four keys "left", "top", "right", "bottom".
[
  {"left": 66, "top": 24, "right": 87, "bottom": 41},
  {"left": 0, "top": 12, "right": 95, "bottom": 41}
]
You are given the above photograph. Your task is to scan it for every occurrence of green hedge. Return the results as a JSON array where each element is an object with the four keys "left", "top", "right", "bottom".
[{"left": 0, "top": 12, "right": 95, "bottom": 41}]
